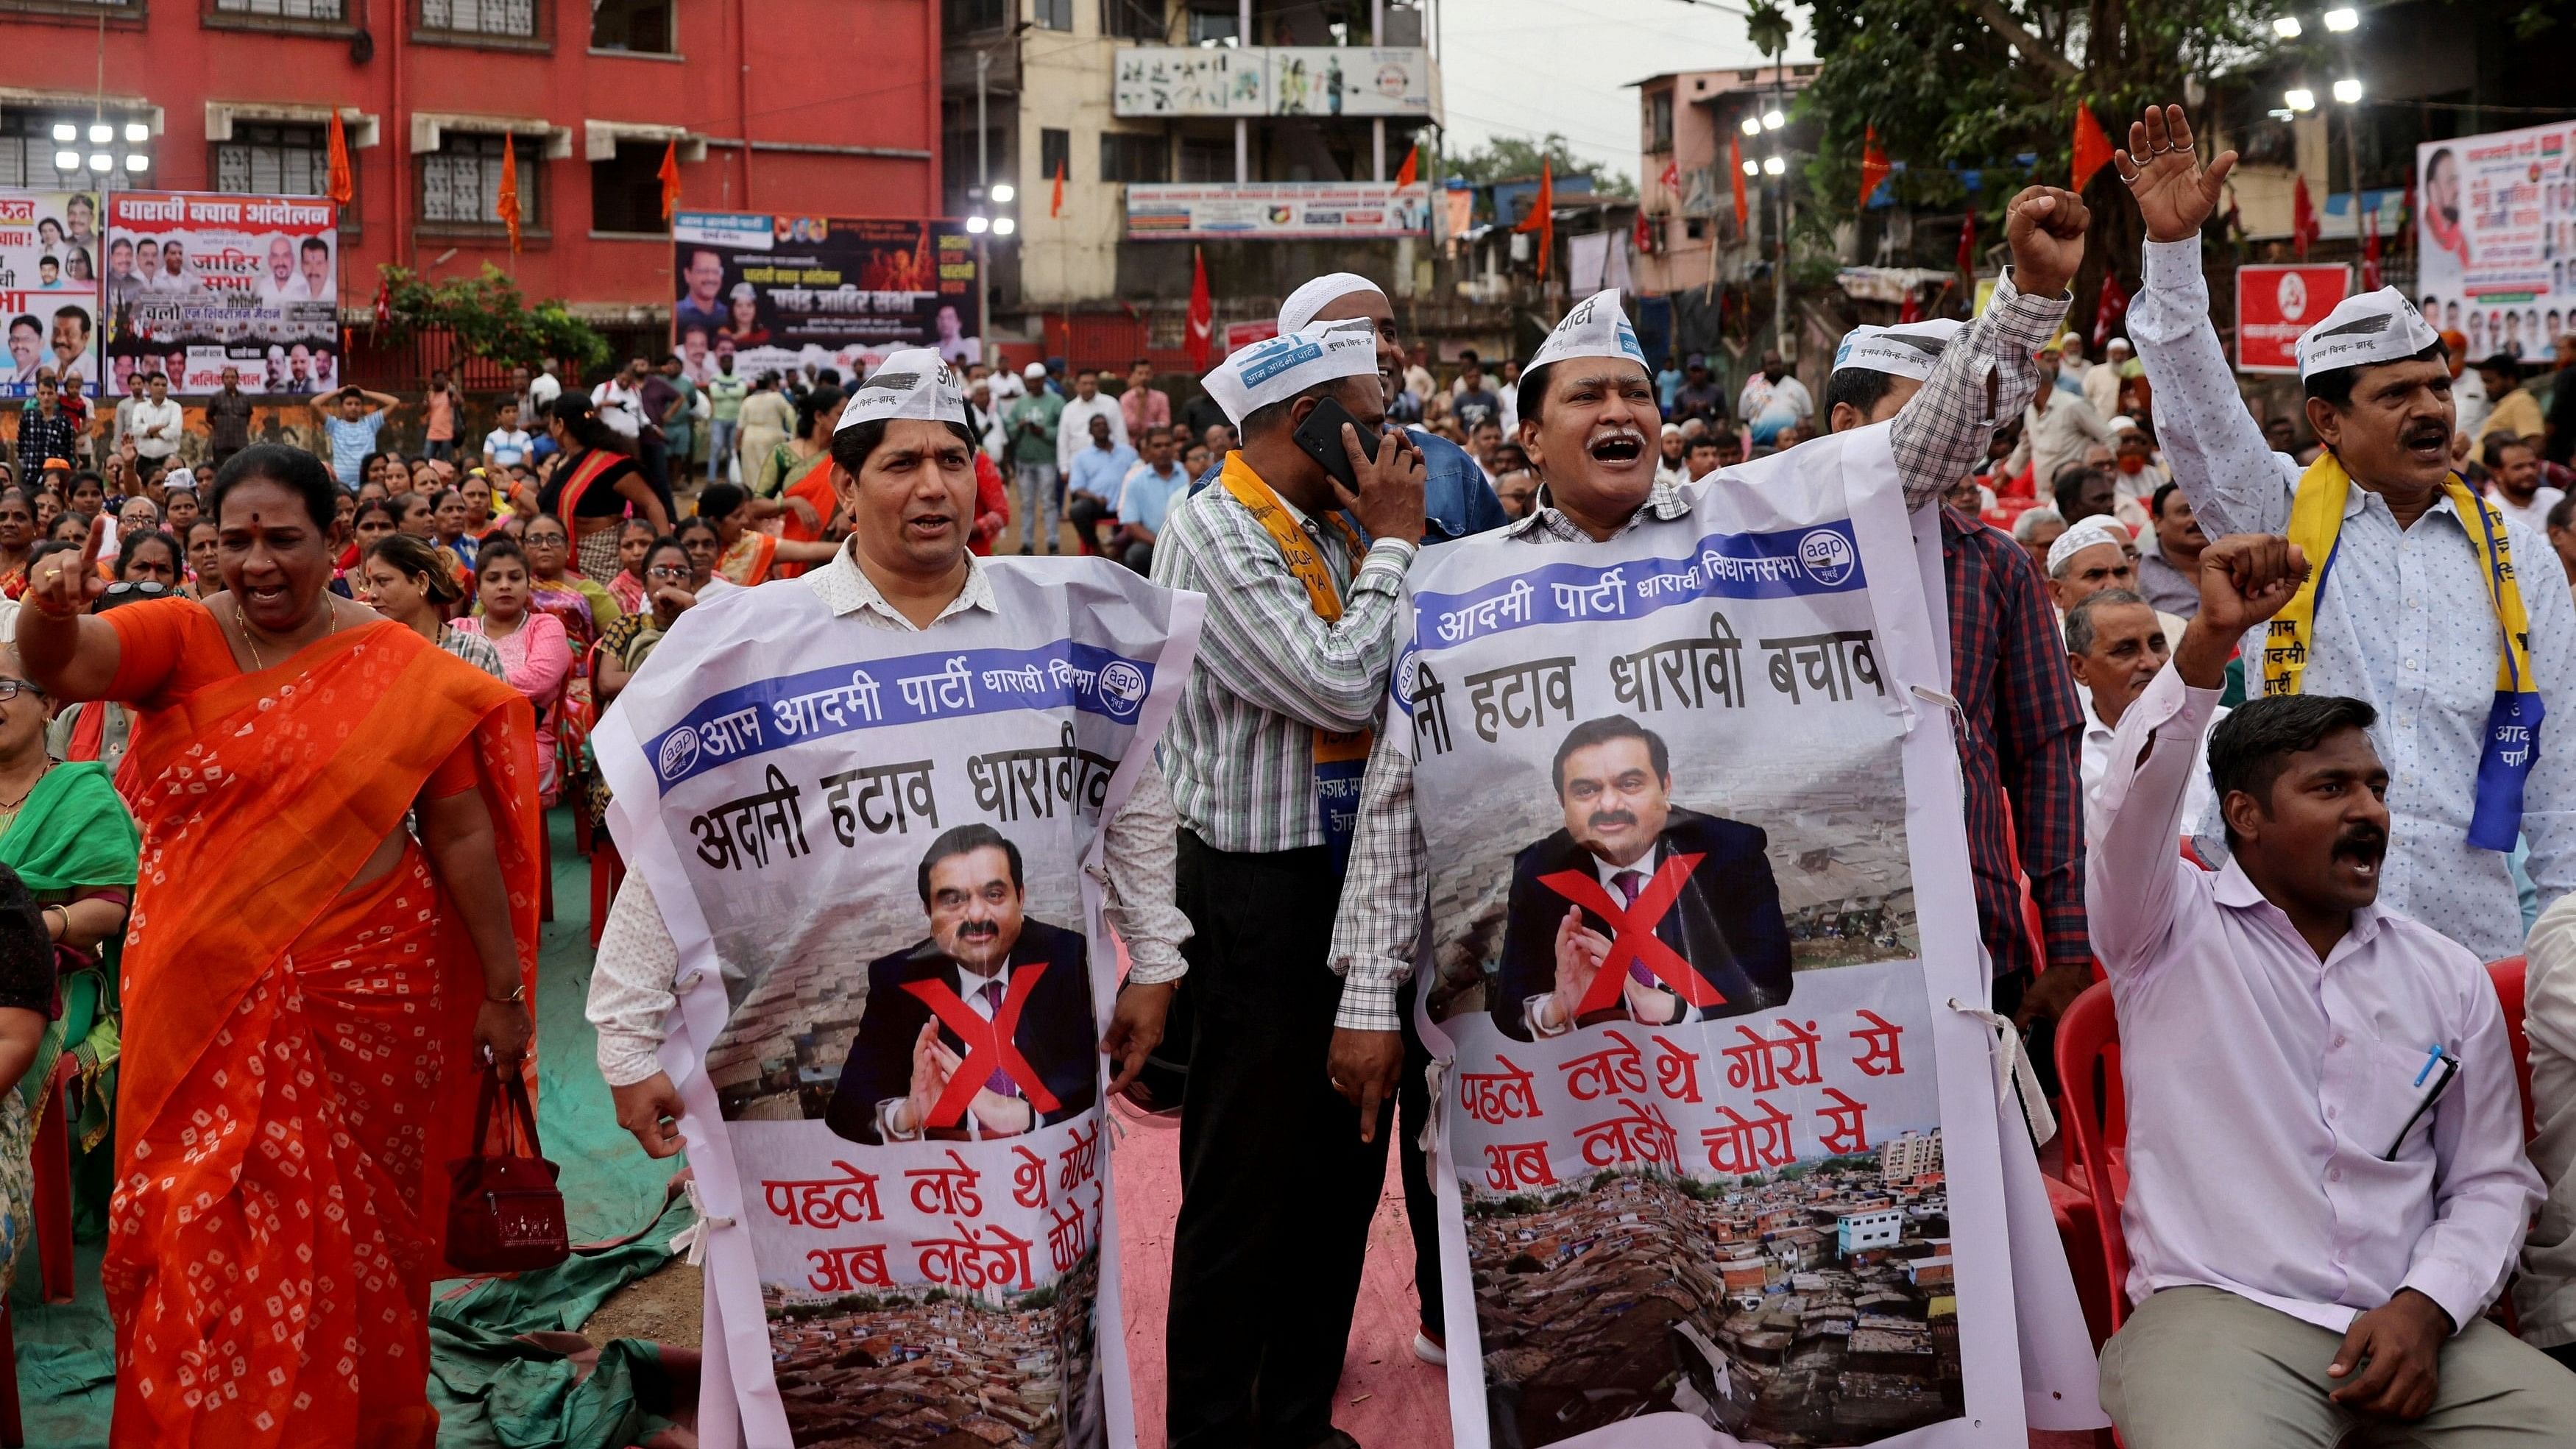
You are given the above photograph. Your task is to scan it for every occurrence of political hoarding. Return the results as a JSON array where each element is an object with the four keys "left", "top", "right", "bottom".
[
  {"left": 1125, "top": 183, "right": 1432, "bottom": 241},
  {"left": 2236, "top": 264, "right": 2354, "bottom": 375},
  {"left": 593, "top": 556, "right": 1205, "bottom": 1448},
  {"left": 103, "top": 191, "right": 340, "bottom": 400},
  {"left": 1113, "top": 45, "right": 1434, "bottom": 118},
  {"left": 0, "top": 188, "right": 104, "bottom": 398},
  {"left": 1393, "top": 427, "right": 2098, "bottom": 1445},
  {"left": 671, "top": 213, "right": 981, "bottom": 386},
  {"left": 2416, "top": 119, "right": 2576, "bottom": 363}
]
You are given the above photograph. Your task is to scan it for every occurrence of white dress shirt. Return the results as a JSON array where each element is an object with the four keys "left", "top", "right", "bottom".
[
  {"left": 2520, "top": 893, "right": 2576, "bottom": 1347},
  {"left": 2131, "top": 235, "right": 2576, "bottom": 961},
  {"left": 1055, "top": 392, "right": 1129, "bottom": 474},
  {"left": 591, "top": 379, "right": 645, "bottom": 439},
  {"left": 2090, "top": 667, "right": 2541, "bottom": 1335},
  {"left": 584, "top": 542, "right": 1192, "bottom": 1085},
  {"left": 2488, "top": 485, "right": 2567, "bottom": 536},
  {"left": 2078, "top": 688, "right": 2223, "bottom": 840}
]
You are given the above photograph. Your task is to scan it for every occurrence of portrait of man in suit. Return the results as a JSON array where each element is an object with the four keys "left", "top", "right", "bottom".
[
  {"left": 825, "top": 824, "right": 1097, "bottom": 1144},
  {"left": 1492, "top": 715, "right": 1794, "bottom": 1041}
]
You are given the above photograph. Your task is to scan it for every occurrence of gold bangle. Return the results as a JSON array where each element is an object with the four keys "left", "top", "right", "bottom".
[{"left": 485, "top": 982, "right": 527, "bottom": 1005}]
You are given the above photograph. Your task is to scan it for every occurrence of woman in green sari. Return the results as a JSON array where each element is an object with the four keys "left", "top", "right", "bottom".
[{"left": 0, "top": 645, "right": 138, "bottom": 1282}]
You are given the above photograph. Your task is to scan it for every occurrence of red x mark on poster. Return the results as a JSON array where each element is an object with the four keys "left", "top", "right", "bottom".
[
  {"left": 903, "top": 963, "right": 1062, "bottom": 1128},
  {"left": 1538, "top": 851, "right": 1729, "bottom": 1018}
]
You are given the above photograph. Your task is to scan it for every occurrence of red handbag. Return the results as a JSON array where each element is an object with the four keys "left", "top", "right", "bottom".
[{"left": 445, "top": 1064, "right": 570, "bottom": 1273}]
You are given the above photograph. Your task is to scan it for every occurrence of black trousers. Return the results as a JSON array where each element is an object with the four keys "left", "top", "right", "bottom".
[
  {"left": 1168, "top": 832, "right": 1393, "bottom": 1449},
  {"left": 1067, "top": 493, "right": 1114, "bottom": 553}
]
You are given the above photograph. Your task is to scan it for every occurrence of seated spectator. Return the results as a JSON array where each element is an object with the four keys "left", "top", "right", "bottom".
[
  {"left": 355, "top": 534, "right": 503, "bottom": 679},
  {"left": 2135, "top": 482, "right": 2206, "bottom": 620},
  {"left": 2483, "top": 435, "right": 2564, "bottom": 533},
  {"left": 2091, "top": 533, "right": 2570, "bottom": 1445},
  {"left": 2013, "top": 506, "right": 2067, "bottom": 574}
]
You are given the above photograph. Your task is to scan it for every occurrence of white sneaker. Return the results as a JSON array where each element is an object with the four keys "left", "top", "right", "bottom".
[{"left": 1412, "top": 1331, "right": 1446, "bottom": 1367}]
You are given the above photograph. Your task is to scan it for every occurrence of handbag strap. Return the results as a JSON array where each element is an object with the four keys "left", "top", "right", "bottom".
[{"left": 469, "top": 1062, "right": 545, "bottom": 1159}]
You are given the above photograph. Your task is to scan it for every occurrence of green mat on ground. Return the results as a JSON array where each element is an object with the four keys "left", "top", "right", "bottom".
[{"left": 8, "top": 808, "right": 691, "bottom": 1448}]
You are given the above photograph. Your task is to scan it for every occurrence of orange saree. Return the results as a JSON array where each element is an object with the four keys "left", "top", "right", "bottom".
[{"left": 96, "top": 600, "right": 542, "bottom": 1449}]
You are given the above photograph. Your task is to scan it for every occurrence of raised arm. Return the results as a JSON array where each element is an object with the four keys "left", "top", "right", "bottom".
[
  {"left": 2117, "top": 103, "right": 2293, "bottom": 539},
  {"left": 1888, "top": 185, "right": 2083, "bottom": 511},
  {"left": 15, "top": 519, "right": 118, "bottom": 699}
]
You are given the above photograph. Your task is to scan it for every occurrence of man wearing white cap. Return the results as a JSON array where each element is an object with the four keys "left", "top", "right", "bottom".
[
  {"left": 2126, "top": 101, "right": 2576, "bottom": 960},
  {"left": 1003, "top": 361, "right": 1066, "bottom": 552},
  {"left": 2122, "top": 100, "right": 2576, "bottom": 1436},
  {"left": 587, "top": 344, "right": 1190, "bottom": 1170},
  {"left": 2048, "top": 511, "right": 2187, "bottom": 643},
  {"left": 1154, "top": 322, "right": 1426, "bottom": 1449}
]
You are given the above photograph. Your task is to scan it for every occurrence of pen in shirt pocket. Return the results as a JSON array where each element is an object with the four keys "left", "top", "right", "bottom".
[{"left": 2383, "top": 1044, "right": 2461, "bottom": 1161}]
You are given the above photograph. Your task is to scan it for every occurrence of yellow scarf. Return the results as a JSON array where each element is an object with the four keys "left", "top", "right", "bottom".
[
  {"left": 2265, "top": 450, "right": 2541, "bottom": 849},
  {"left": 1217, "top": 453, "right": 1374, "bottom": 856}
]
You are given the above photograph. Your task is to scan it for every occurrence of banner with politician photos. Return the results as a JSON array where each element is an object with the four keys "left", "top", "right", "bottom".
[
  {"left": 595, "top": 559, "right": 1204, "bottom": 1449},
  {"left": 105, "top": 191, "right": 340, "bottom": 398},
  {"left": 1395, "top": 429, "right": 2028, "bottom": 1448},
  {"left": 0, "top": 188, "right": 102, "bottom": 398}
]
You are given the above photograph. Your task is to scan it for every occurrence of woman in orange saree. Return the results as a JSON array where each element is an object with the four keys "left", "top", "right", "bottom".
[{"left": 18, "top": 444, "right": 543, "bottom": 1449}]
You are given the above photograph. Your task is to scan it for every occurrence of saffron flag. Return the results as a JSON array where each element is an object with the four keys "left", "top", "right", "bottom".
[
  {"left": 2071, "top": 106, "right": 2115, "bottom": 193},
  {"left": 657, "top": 140, "right": 682, "bottom": 224},
  {"left": 1728, "top": 134, "right": 1750, "bottom": 233},
  {"left": 1395, "top": 142, "right": 1420, "bottom": 190},
  {"left": 1513, "top": 159, "right": 1554, "bottom": 280},
  {"left": 1858, "top": 126, "right": 1893, "bottom": 214},
  {"left": 2293, "top": 174, "right": 2321, "bottom": 258},
  {"left": 325, "top": 110, "right": 354, "bottom": 209},
  {"left": 497, "top": 139, "right": 523, "bottom": 254},
  {"left": 1186, "top": 246, "right": 1214, "bottom": 372},
  {"left": 1050, "top": 157, "right": 1066, "bottom": 219}
]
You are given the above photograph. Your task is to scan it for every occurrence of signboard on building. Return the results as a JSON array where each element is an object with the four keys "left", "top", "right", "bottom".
[
  {"left": 0, "top": 189, "right": 103, "bottom": 398},
  {"left": 2417, "top": 119, "right": 2576, "bottom": 362},
  {"left": 1221, "top": 319, "right": 1278, "bottom": 352},
  {"left": 104, "top": 191, "right": 340, "bottom": 399},
  {"left": 1125, "top": 182, "right": 1431, "bottom": 241},
  {"left": 2236, "top": 263, "right": 2353, "bottom": 374},
  {"left": 1113, "top": 46, "right": 1434, "bottom": 118},
  {"left": 672, "top": 211, "right": 981, "bottom": 383}
]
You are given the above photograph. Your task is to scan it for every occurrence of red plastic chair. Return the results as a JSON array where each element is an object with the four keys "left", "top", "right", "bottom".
[
  {"left": 590, "top": 837, "right": 626, "bottom": 948},
  {"left": 2055, "top": 979, "right": 2131, "bottom": 1334}
]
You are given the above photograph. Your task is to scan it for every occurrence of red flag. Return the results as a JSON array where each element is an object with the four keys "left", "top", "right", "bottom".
[
  {"left": 372, "top": 274, "right": 391, "bottom": 327},
  {"left": 1956, "top": 209, "right": 1976, "bottom": 275},
  {"left": 1185, "top": 247, "right": 1214, "bottom": 372},
  {"left": 2361, "top": 205, "right": 2383, "bottom": 289},
  {"left": 1050, "top": 157, "right": 1066, "bottom": 219},
  {"left": 1858, "top": 126, "right": 1892, "bottom": 215},
  {"left": 2092, "top": 269, "right": 2129, "bottom": 349},
  {"left": 657, "top": 140, "right": 682, "bottom": 224},
  {"left": 496, "top": 138, "right": 523, "bottom": 254},
  {"left": 326, "top": 110, "right": 354, "bottom": 209},
  {"left": 1512, "top": 159, "right": 1554, "bottom": 279},
  {"left": 1658, "top": 157, "right": 1680, "bottom": 195},
  {"left": 1727, "top": 134, "right": 1749, "bottom": 233},
  {"left": 1897, "top": 287, "right": 1922, "bottom": 325},
  {"left": 2292, "top": 175, "right": 2321, "bottom": 258},
  {"left": 1634, "top": 207, "right": 1656, "bottom": 257},
  {"left": 2071, "top": 106, "right": 2115, "bottom": 193},
  {"left": 1394, "top": 142, "right": 1419, "bottom": 190}
]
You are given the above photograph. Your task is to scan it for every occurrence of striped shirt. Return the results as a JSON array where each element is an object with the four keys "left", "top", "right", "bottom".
[
  {"left": 1150, "top": 466, "right": 1417, "bottom": 854},
  {"left": 1325, "top": 270, "right": 2074, "bottom": 1032}
]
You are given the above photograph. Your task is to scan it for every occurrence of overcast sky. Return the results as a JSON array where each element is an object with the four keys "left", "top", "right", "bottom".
[{"left": 1433, "top": 0, "right": 1814, "bottom": 183}]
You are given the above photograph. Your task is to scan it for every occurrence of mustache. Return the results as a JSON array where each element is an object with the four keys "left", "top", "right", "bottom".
[
  {"left": 2333, "top": 826, "right": 2388, "bottom": 862},
  {"left": 2403, "top": 419, "right": 2449, "bottom": 448},
  {"left": 1587, "top": 810, "right": 1638, "bottom": 833},
  {"left": 954, "top": 921, "right": 1001, "bottom": 939}
]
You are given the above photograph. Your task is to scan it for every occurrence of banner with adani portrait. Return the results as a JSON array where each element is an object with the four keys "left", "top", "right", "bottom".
[
  {"left": 1395, "top": 428, "right": 2037, "bottom": 1448},
  {"left": 595, "top": 559, "right": 1203, "bottom": 1449}
]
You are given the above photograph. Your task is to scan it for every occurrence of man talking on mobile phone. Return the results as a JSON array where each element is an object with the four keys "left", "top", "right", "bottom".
[{"left": 1149, "top": 321, "right": 1426, "bottom": 1449}]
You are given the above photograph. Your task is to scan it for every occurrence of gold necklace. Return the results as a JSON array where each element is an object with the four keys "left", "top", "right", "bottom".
[{"left": 236, "top": 596, "right": 339, "bottom": 672}]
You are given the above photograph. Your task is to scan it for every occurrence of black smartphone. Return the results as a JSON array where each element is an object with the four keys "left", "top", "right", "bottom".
[{"left": 1291, "top": 394, "right": 1384, "bottom": 493}]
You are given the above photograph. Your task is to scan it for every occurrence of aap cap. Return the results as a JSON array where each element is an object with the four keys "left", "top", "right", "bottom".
[
  {"left": 1200, "top": 325, "right": 1380, "bottom": 428},
  {"left": 834, "top": 348, "right": 967, "bottom": 431},
  {"left": 1278, "top": 272, "right": 1387, "bottom": 334},
  {"left": 2295, "top": 287, "right": 2441, "bottom": 381},
  {"left": 1529, "top": 288, "right": 1649, "bottom": 374},
  {"left": 2047, "top": 514, "right": 2130, "bottom": 576},
  {"left": 1831, "top": 319, "right": 1964, "bottom": 383}
]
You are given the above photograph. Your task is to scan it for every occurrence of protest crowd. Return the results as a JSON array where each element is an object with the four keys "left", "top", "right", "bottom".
[{"left": 9, "top": 98, "right": 2576, "bottom": 1449}]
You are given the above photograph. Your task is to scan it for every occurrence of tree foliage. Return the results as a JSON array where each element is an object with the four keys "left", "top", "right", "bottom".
[
  {"left": 373, "top": 263, "right": 611, "bottom": 374},
  {"left": 1443, "top": 132, "right": 1637, "bottom": 199}
]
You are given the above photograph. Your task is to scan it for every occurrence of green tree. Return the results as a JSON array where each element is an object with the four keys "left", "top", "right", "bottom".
[
  {"left": 1443, "top": 133, "right": 1636, "bottom": 199},
  {"left": 373, "top": 263, "right": 611, "bottom": 375}
]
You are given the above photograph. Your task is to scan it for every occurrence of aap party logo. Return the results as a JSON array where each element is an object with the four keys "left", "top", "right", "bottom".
[
  {"left": 2277, "top": 270, "right": 2311, "bottom": 322},
  {"left": 656, "top": 727, "right": 701, "bottom": 782},
  {"left": 1799, "top": 528, "right": 1858, "bottom": 587},
  {"left": 1391, "top": 642, "right": 1420, "bottom": 710},
  {"left": 1096, "top": 660, "right": 1147, "bottom": 720}
]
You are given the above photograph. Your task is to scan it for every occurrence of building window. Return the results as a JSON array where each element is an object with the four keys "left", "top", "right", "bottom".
[
  {"left": 418, "top": 0, "right": 537, "bottom": 39},
  {"left": 1039, "top": 127, "right": 1069, "bottom": 185},
  {"left": 1033, "top": 0, "right": 1071, "bottom": 31},
  {"left": 0, "top": 110, "right": 94, "bottom": 191},
  {"left": 944, "top": 0, "right": 1006, "bottom": 32},
  {"left": 1103, "top": 0, "right": 1161, "bottom": 40},
  {"left": 1100, "top": 132, "right": 1167, "bottom": 184},
  {"left": 1179, "top": 137, "right": 1231, "bottom": 183},
  {"left": 213, "top": 121, "right": 331, "bottom": 197},
  {"left": 213, "top": 0, "right": 348, "bottom": 17},
  {"left": 590, "top": 0, "right": 670, "bottom": 52},
  {"left": 1646, "top": 91, "right": 1674, "bottom": 154},
  {"left": 1184, "top": 1, "right": 1235, "bottom": 44},
  {"left": 421, "top": 133, "right": 542, "bottom": 227},
  {"left": 590, "top": 141, "right": 669, "bottom": 233}
]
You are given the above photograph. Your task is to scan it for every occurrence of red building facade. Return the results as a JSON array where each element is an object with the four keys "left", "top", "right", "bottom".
[{"left": 0, "top": 0, "right": 941, "bottom": 326}]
